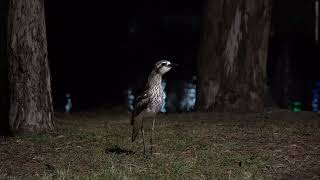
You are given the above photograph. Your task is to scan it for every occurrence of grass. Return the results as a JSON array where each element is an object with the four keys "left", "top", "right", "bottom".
[{"left": 1, "top": 109, "right": 320, "bottom": 179}]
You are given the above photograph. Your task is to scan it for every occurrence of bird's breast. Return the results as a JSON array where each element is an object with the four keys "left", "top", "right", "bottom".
[{"left": 148, "top": 87, "right": 164, "bottom": 113}]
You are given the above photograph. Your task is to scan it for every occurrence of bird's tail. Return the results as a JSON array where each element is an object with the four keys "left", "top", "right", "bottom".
[{"left": 131, "top": 115, "right": 143, "bottom": 142}]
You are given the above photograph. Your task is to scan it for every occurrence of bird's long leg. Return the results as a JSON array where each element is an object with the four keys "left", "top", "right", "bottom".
[
  {"left": 150, "top": 116, "right": 156, "bottom": 154},
  {"left": 141, "top": 120, "right": 146, "bottom": 154}
]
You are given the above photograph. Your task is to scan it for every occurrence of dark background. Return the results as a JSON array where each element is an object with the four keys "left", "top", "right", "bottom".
[
  {"left": 45, "top": 0, "right": 204, "bottom": 111},
  {"left": 3, "top": 0, "right": 318, "bottom": 111}
]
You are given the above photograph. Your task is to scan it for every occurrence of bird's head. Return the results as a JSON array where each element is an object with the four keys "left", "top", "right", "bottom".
[{"left": 154, "top": 60, "right": 178, "bottom": 75}]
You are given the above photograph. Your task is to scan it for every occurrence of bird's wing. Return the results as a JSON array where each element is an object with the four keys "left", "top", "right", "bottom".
[
  {"left": 130, "top": 89, "right": 149, "bottom": 141},
  {"left": 132, "top": 90, "right": 149, "bottom": 119}
]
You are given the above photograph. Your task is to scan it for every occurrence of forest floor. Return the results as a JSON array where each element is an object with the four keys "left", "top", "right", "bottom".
[{"left": 1, "top": 108, "right": 320, "bottom": 179}]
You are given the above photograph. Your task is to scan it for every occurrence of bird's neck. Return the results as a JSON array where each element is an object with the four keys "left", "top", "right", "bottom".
[{"left": 148, "top": 70, "right": 162, "bottom": 87}]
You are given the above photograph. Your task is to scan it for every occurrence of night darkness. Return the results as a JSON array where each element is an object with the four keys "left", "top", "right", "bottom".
[
  {"left": 45, "top": 0, "right": 204, "bottom": 111},
  {"left": 2, "top": 0, "right": 320, "bottom": 178},
  {"left": 43, "top": 0, "right": 320, "bottom": 111}
]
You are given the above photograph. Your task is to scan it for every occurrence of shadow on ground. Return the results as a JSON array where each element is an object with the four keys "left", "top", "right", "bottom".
[{"left": 105, "top": 146, "right": 135, "bottom": 155}]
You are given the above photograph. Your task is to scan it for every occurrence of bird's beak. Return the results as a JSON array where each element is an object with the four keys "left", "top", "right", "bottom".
[{"left": 169, "top": 63, "right": 178, "bottom": 67}]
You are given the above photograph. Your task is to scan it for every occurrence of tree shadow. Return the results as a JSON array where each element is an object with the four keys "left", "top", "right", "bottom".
[{"left": 105, "top": 146, "right": 135, "bottom": 155}]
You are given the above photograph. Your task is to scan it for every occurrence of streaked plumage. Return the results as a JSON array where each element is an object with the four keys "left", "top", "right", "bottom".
[{"left": 131, "top": 60, "right": 177, "bottom": 153}]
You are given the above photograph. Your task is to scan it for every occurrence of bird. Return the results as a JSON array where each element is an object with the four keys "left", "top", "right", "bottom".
[{"left": 131, "top": 60, "right": 177, "bottom": 154}]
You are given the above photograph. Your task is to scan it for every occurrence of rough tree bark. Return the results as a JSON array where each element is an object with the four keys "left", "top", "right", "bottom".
[
  {"left": 197, "top": 0, "right": 272, "bottom": 112},
  {"left": 7, "top": 0, "right": 53, "bottom": 133}
]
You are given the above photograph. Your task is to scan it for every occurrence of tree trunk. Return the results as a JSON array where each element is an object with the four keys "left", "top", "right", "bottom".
[
  {"left": 197, "top": 0, "right": 272, "bottom": 112},
  {"left": 7, "top": 0, "right": 53, "bottom": 133}
]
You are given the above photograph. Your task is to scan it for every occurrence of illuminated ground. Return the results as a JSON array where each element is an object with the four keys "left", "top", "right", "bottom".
[{"left": 1, "top": 108, "right": 320, "bottom": 179}]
